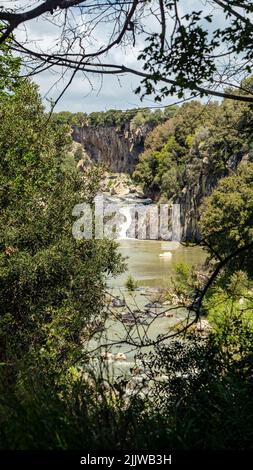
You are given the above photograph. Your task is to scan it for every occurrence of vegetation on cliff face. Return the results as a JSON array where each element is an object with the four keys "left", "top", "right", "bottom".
[
  {"left": 133, "top": 89, "right": 253, "bottom": 202},
  {"left": 200, "top": 163, "right": 253, "bottom": 277}
]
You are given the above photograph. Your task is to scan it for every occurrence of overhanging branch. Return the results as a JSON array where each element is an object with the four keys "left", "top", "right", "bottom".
[{"left": 11, "top": 40, "right": 253, "bottom": 103}]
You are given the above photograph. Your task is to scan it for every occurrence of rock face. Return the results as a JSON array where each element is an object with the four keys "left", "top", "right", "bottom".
[
  {"left": 177, "top": 152, "right": 246, "bottom": 241},
  {"left": 101, "top": 173, "right": 144, "bottom": 198},
  {"left": 72, "top": 122, "right": 152, "bottom": 173}
]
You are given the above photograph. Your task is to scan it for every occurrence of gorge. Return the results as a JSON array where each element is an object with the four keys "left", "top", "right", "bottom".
[{"left": 62, "top": 99, "right": 251, "bottom": 242}]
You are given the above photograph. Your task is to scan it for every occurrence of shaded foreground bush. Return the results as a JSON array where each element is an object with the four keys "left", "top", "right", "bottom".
[{"left": 1, "top": 325, "right": 252, "bottom": 450}]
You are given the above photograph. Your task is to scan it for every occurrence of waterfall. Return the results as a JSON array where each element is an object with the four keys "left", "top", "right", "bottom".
[{"left": 118, "top": 205, "right": 133, "bottom": 239}]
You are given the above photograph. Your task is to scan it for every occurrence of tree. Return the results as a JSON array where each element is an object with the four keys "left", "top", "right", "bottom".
[
  {"left": 125, "top": 274, "right": 138, "bottom": 291},
  {"left": 1, "top": 2, "right": 253, "bottom": 105},
  {"left": 0, "top": 26, "right": 21, "bottom": 97},
  {"left": 0, "top": 79, "right": 124, "bottom": 381},
  {"left": 200, "top": 163, "right": 253, "bottom": 277}
]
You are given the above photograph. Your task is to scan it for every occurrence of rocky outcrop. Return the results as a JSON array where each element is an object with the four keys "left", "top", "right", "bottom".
[
  {"left": 101, "top": 173, "right": 145, "bottom": 198},
  {"left": 72, "top": 122, "right": 152, "bottom": 173},
  {"left": 178, "top": 152, "right": 247, "bottom": 241}
]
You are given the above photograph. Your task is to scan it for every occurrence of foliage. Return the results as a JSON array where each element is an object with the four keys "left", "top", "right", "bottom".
[
  {"left": 134, "top": 90, "right": 253, "bottom": 203},
  {"left": 134, "top": 101, "right": 217, "bottom": 197},
  {"left": 52, "top": 106, "right": 177, "bottom": 131},
  {"left": 200, "top": 163, "right": 253, "bottom": 277},
  {"left": 125, "top": 275, "right": 138, "bottom": 292},
  {"left": 1, "top": 318, "right": 253, "bottom": 450},
  {"left": 134, "top": 2, "right": 253, "bottom": 102},
  {"left": 172, "top": 262, "right": 194, "bottom": 297},
  {"left": 3, "top": 2, "right": 253, "bottom": 104},
  {"left": 0, "top": 80, "right": 124, "bottom": 384},
  {"left": 0, "top": 27, "right": 21, "bottom": 97},
  {"left": 141, "top": 324, "right": 253, "bottom": 450}
]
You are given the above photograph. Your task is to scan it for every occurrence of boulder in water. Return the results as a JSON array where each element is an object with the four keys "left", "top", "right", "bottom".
[
  {"left": 112, "top": 297, "right": 125, "bottom": 307},
  {"left": 145, "top": 302, "right": 153, "bottom": 308},
  {"left": 100, "top": 351, "right": 114, "bottom": 361},
  {"left": 115, "top": 352, "right": 127, "bottom": 361},
  {"left": 152, "top": 301, "right": 163, "bottom": 308},
  {"left": 164, "top": 311, "right": 174, "bottom": 318},
  {"left": 159, "top": 252, "right": 172, "bottom": 258}
]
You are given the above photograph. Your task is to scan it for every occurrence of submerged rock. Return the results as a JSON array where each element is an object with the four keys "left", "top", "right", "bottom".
[
  {"left": 100, "top": 352, "right": 114, "bottom": 361},
  {"left": 112, "top": 297, "right": 125, "bottom": 308}
]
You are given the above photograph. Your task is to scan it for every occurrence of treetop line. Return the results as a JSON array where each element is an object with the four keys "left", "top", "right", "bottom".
[{"left": 1, "top": 1, "right": 253, "bottom": 106}]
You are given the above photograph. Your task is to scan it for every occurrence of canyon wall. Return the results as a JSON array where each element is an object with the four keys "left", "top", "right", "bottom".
[
  {"left": 178, "top": 152, "right": 247, "bottom": 241},
  {"left": 72, "top": 121, "right": 152, "bottom": 173},
  {"left": 71, "top": 120, "right": 247, "bottom": 241}
]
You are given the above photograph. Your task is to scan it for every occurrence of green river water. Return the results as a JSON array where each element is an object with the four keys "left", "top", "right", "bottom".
[
  {"left": 87, "top": 240, "right": 206, "bottom": 376},
  {"left": 110, "top": 239, "right": 206, "bottom": 289}
]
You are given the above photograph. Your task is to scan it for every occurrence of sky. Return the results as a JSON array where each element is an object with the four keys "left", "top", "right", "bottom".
[
  {"left": 18, "top": 7, "right": 151, "bottom": 113},
  {"left": 33, "top": 47, "right": 156, "bottom": 113},
  {"left": 2, "top": 0, "right": 228, "bottom": 113},
  {"left": 14, "top": 1, "right": 173, "bottom": 113}
]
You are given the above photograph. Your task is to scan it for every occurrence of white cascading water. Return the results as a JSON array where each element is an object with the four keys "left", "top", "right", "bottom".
[{"left": 118, "top": 205, "right": 133, "bottom": 239}]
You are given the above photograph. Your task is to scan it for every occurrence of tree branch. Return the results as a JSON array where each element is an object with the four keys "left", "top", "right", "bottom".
[
  {"left": 159, "top": 0, "right": 166, "bottom": 54},
  {"left": 11, "top": 38, "right": 253, "bottom": 103},
  {"left": 213, "top": 0, "right": 250, "bottom": 23},
  {"left": 0, "top": 0, "right": 85, "bottom": 44}
]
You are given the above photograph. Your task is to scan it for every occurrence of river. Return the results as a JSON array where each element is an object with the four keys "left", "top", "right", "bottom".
[
  {"left": 87, "top": 238, "right": 206, "bottom": 378},
  {"left": 109, "top": 239, "right": 206, "bottom": 289}
]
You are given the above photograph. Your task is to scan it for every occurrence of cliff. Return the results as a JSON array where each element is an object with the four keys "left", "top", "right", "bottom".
[
  {"left": 178, "top": 152, "right": 247, "bottom": 241},
  {"left": 72, "top": 122, "right": 152, "bottom": 173},
  {"left": 71, "top": 122, "right": 246, "bottom": 241}
]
